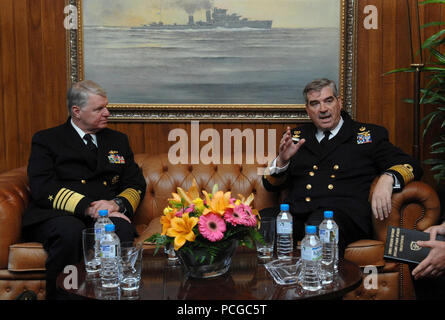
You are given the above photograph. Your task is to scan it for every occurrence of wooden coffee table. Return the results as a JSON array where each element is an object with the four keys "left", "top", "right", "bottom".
[{"left": 57, "top": 246, "right": 362, "bottom": 300}]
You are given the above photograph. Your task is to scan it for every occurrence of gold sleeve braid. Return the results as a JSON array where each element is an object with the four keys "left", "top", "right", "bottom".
[
  {"left": 118, "top": 188, "right": 142, "bottom": 213},
  {"left": 53, "top": 188, "right": 85, "bottom": 213},
  {"left": 388, "top": 164, "right": 415, "bottom": 185},
  {"left": 263, "top": 161, "right": 287, "bottom": 186}
]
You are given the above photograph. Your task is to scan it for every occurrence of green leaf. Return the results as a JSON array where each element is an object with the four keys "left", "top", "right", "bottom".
[
  {"left": 421, "top": 21, "right": 445, "bottom": 29},
  {"left": 420, "top": 0, "right": 445, "bottom": 5},
  {"left": 430, "top": 48, "right": 445, "bottom": 64},
  {"left": 424, "top": 158, "right": 445, "bottom": 165},
  {"left": 422, "top": 29, "right": 445, "bottom": 50},
  {"left": 384, "top": 67, "right": 417, "bottom": 75}
]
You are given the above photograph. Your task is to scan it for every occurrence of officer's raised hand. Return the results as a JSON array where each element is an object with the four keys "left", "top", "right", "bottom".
[{"left": 276, "top": 126, "right": 306, "bottom": 167}]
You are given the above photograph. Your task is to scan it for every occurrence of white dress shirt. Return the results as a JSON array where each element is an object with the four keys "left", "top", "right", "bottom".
[{"left": 71, "top": 119, "right": 98, "bottom": 148}]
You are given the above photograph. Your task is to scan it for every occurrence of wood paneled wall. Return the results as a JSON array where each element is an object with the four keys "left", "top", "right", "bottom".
[{"left": 1, "top": 0, "right": 444, "bottom": 185}]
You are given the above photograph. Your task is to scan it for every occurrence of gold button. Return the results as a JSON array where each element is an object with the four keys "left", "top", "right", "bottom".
[
  {"left": 331, "top": 174, "right": 336, "bottom": 178},
  {"left": 103, "top": 181, "right": 107, "bottom": 186},
  {"left": 305, "top": 197, "right": 311, "bottom": 202},
  {"left": 309, "top": 171, "right": 315, "bottom": 176},
  {"left": 313, "top": 165, "right": 318, "bottom": 170},
  {"left": 81, "top": 180, "right": 86, "bottom": 184},
  {"left": 306, "top": 184, "right": 312, "bottom": 190},
  {"left": 333, "top": 164, "right": 339, "bottom": 170},
  {"left": 328, "top": 184, "right": 334, "bottom": 190}
]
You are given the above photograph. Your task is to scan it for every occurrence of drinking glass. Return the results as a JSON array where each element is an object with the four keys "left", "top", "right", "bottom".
[
  {"left": 256, "top": 217, "right": 276, "bottom": 259},
  {"left": 120, "top": 241, "right": 143, "bottom": 291},
  {"left": 82, "top": 228, "right": 101, "bottom": 273}
]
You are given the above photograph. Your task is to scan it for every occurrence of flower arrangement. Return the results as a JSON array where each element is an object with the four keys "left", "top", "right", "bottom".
[{"left": 147, "top": 180, "right": 262, "bottom": 264}]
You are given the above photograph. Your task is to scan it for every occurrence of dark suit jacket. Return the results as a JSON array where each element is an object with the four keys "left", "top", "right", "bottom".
[
  {"left": 22, "top": 119, "right": 146, "bottom": 227},
  {"left": 263, "top": 111, "right": 422, "bottom": 235}
]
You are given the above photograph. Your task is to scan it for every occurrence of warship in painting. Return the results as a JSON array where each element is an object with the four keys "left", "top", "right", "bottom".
[{"left": 133, "top": 7, "right": 272, "bottom": 30}]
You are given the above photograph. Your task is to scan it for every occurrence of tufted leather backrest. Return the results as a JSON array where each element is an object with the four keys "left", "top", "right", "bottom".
[{"left": 133, "top": 153, "right": 279, "bottom": 227}]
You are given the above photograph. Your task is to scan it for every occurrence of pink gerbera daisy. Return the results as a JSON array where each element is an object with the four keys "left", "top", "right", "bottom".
[
  {"left": 223, "top": 206, "right": 248, "bottom": 226},
  {"left": 241, "top": 204, "right": 258, "bottom": 227},
  {"left": 199, "top": 213, "right": 226, "bottom": 242}
]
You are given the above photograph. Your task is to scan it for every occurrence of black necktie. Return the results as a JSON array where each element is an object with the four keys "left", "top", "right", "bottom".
[
  {"left": 83, "top": 134, "right": 97, "bottom": 153},
  {"left": 320, "top": 130, "right": 331, "bottom": 146}
]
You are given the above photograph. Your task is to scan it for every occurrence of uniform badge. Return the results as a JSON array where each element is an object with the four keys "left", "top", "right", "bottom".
[
  {"left": 292, "top": 130, "right": 301, "bottom": 143},
  {"left": 111, "top": 175, "right": 120, "bottom": 184},
  {"left": 108, "top": 150, "right": 125, "bottom": 164},
  {"left": 357, "top": 129, "right": 372, "bottom": 144}
]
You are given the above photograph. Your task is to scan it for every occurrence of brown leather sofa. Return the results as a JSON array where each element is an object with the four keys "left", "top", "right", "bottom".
[{"left": 0, "top": 153, "right": 440, "bottom": 300}]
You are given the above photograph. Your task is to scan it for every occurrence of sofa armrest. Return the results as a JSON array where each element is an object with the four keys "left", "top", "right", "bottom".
[
  {"left": 0, "top": 167, "right": 29, "bottom": 269},
  {"left": 371, "top": 181, "right": 441, "bottom": 243}
]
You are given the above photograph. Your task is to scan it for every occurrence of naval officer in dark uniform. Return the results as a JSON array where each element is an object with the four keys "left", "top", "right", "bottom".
[
  {"left": 262, "top": 78, "right": 422, "bottom": 255},
  {"left": 22, "top": 80, "right": 146, "bottom": 299}
]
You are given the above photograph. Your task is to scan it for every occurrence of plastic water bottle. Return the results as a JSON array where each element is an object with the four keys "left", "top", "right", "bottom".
[
  {"left": 100, "top": 224, "right": 121, "bottom": 288},
  {"left": 276, "top": 204, "right": 293, "bottom": 260},
  {"left": 301, "top": 225, "right": 322, "bottom": 291},
  {"left": 318, "top": 210, "right": 339, "bottom": 284},
  {"left": 94, "top": 210, "right": 113, "bottom": 259}
]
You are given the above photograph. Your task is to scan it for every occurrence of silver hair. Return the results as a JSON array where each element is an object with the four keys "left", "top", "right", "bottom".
[
  {"left": 66, "top": 80, "right": 107, "bottom": 115},
  {"left": 302, "top": 78, "right": 338, "bottom": 104}
]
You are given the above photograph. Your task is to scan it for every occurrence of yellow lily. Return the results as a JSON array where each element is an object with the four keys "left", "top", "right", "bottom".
[
  {"left": 168, "top": 192, "right": 182, "bottom": 206},
  {"left": 202, "top": 190, "right": 234, "bottom": 216},
  {"left": 237, "top": 193, "right": 255, "bottom": 206},
  {"left": 176, "top": 179, "right": 201, "bottom": 206},
  {"left": 160, "top": 207, "right": 177, "bottom": 235},
  {"left": 166, "top": 212, "right": 199, "bottom": 250}
]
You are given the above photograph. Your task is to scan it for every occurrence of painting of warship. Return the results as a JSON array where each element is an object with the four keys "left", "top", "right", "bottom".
[
  {"left": 82, "top": 0, "right": 341, "bottom": 105},
  {"left": 133, "top": 7, "right": 272, "bottom": 29}
]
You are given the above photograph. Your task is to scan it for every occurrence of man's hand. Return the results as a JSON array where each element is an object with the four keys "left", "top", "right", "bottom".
[
  {"left": 412, "top": 222, "right": 445, "bottom": 279},
  {"left": 85, "top": 200, "right": 119, "bottom": 219},
  {"left": 412, "top": 240, "right": 445, "bottom": 280},
  {"left": 371, "top": 174, "right": 394, "bottom": 220},
  {"left": 276, "top": 126, "right": 306, "bottom": 167}
]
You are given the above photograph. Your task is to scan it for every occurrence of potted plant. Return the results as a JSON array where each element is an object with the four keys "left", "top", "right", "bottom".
[{"left": 387, "top": 0, "right": 445, "bottom": 185}]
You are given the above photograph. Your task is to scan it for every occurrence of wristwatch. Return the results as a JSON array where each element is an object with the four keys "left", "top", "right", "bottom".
[
  {"left": 383, "top": 172, "right": 402, "bottom": 191},
  {"left": 113, "top": 197, "right": 127, "bottom": 213}
]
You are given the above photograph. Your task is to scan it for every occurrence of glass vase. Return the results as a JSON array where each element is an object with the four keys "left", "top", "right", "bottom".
[{"left": 177, "top": 240, "right": 238, "bottom": 279}]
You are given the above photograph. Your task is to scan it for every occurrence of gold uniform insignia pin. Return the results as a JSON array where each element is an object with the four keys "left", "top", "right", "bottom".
[
  {"left": 292, "top": 130, "right": 301, "bottom": 143},
  {"left": 111, "top": 175, "right": 120, "bottom": 184}
]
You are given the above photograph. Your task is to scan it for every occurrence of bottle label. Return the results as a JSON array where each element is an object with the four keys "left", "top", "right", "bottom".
[
  {"left": 277, "top": 221, "right": 292, "bottom": 234},
  {"left": 319, "top": 229, "right": 339, "bottom": 244},
  {"left": 94, "top": 227, "right": 103, "bottom": 240},
  {"left": 301, "top": 245, "right": 322, "bottom": 261},
  {"left": 101, "top": 244, "right": 117, "bottom": 258}
]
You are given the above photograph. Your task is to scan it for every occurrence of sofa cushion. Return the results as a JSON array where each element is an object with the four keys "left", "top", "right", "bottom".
[{"left": 8, "top": 243, "right": 47, "bottom": 272}]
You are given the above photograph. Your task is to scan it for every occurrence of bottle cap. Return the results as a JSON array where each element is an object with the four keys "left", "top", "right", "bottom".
[
  {"left": 104, "top": 224, "right": 115, "bottom": 232},
  {"left": 306, "top": 225, "right": 316, "bottom": 234},
  {"left": 280, "top": 204, "right": 290, "bottom": 211},
  {"left": 324, "top": 210, "right": 334, "bottom": 219},
  {"left": 99, "top": 209, "right": 108, "bottom": 217}
]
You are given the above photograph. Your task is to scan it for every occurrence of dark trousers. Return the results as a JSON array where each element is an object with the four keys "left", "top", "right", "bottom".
[
  {"left": 409, "top": 265, "right": 445, "bottom": 300},
  {"left": 260, "top": 206, "right": 369, "bottom": 257},
  {"left": 23, "top": 215, "right": 137, "bottom": 300}
]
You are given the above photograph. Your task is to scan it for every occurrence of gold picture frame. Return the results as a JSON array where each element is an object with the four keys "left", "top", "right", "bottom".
[{"left": 66, "top": 0, "right": 357, "bottom": 123}]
